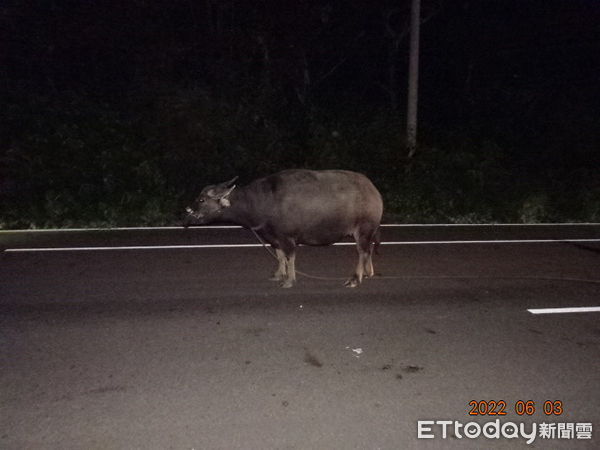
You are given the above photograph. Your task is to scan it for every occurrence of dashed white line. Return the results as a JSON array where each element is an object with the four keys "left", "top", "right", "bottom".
[{"left": 528, "top": 306, "right": 600, "bottom": 314}]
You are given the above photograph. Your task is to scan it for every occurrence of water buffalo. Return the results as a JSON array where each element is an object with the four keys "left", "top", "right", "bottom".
[{"left": 184, "top": 169, "right": 383, "bottom": 287}]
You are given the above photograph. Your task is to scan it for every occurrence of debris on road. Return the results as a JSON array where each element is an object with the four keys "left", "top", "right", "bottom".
[{"left": 346, "top": 346, "right": 363, "bottom": 358}]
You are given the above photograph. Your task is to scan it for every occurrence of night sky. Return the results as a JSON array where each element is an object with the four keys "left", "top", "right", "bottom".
[{"left": 3, "top": 1, "right": 598, "bottom": 113}]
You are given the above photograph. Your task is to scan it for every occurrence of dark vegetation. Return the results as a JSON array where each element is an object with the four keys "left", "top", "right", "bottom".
[{"left": 1, "top": 0, "right": 599, "bottom": 228}]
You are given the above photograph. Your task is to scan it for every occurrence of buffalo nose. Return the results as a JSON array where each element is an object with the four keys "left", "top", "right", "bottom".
[{"left": 186, "top": 207, "right": 193, "bottom": 214}]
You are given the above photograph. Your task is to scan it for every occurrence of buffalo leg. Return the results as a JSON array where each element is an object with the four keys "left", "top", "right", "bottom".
[
  {"left": 364, "top": 249, "right": 375, "bottom": 278},
  {"left": 281, "top": 251, "right": 296, "bottom": 288},
  {"left": 346, "top": 228, "right": 378, "bottom": 287},
  {"left": 270, "top": 248, "right": 287, "bottom": 281},
  {"left": 363, "top": 232, "right": 375, "bottom": 278},
  {"left": 345, "top": 233, "right": 370, "bottom": 287},
  {"left": 279, "top": 239, "right": 297, "bottom": 288}
]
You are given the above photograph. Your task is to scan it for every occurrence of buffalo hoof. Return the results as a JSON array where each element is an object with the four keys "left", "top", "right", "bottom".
[
  {"left": 270, "top": 270, "right": 286, "bottom": 281},
  {"left": 280, "top": 279, "right": 295, "bottom": 288},
  {"left": 344, "top": 278, "right": 359, "bottom": 288}
]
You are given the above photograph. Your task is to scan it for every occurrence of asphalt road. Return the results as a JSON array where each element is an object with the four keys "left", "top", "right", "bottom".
[{"left": 1, "top": 225, "right": 599, "bottom": 449}]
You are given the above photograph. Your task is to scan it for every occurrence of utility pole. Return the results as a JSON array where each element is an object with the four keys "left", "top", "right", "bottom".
[{"left": 406, "top": 0, "right": 420, "bottom": 159}]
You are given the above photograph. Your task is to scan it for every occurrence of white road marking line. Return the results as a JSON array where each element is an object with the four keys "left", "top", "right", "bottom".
[
  {"left": 0, "top": 226, "right": 240, "bottom": 232},
  {"left": 4, "top": 238, "right": 600, "bottom": 253},
  {"left": 1, "top": 223, "right": 598, "bottom": 233},
  {"left": 379, "top": 223, "right": 600, "bottom": 227},
  {"left": 528, "top": 306, "right": 600, "bottom": 314},
  {"left": 380, "top": 239, "right": 600, "bottom": 245},
  {"left": 4, "top": 244, "right": 264, "bottom": 252}
]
